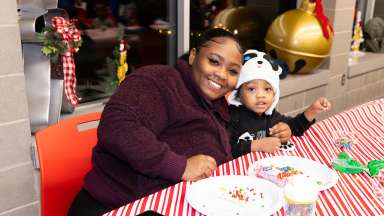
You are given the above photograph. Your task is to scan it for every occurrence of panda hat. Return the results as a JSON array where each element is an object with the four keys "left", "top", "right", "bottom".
[{"left": 228, "top": 50, "right": 282, "bottom": 115}]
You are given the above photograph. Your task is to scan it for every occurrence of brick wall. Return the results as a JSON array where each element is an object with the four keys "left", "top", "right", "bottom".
[
  {"left": 276, "top": 0, "right": 383, "bottom": 121},
  {"left": 0, "top": 0, "right": 39, "bottom": 215},
  {"left": 346, "top": 67, "right": 384, "bottom": 108}
]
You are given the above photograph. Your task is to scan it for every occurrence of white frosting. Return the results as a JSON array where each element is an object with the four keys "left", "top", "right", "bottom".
[{"left": 284, "top": 176, "right": 318, "bottom": 203}]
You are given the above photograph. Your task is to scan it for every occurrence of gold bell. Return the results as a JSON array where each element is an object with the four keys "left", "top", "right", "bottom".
[
  {"left": 212, "top": 5, "right": 266, "bottom": 50},
  {"left": 265, "top": 0, "right": 333, "bottom": 74}
]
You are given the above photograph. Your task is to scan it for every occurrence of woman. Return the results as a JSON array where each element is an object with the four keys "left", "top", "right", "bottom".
[{"left": 69, "top": 28, "right": 244, "bottom": 215}]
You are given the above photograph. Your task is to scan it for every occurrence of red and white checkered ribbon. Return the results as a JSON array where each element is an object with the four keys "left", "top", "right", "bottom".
[{"left": 51, "top": 16, "right": 81, "bottom": 105}]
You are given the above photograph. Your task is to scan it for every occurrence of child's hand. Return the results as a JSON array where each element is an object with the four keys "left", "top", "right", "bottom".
[
  {"left": 313, "top": 97, "right": 331, "bottom": 112},
  {"left": 304, "top": 97, "right": 332, "bottom": 122},
  {"left": 270, "top": 122, "right": 292, "bottom": 143},
  {"left": 251, "top": 137, "right": 281, "bottom": 153}
]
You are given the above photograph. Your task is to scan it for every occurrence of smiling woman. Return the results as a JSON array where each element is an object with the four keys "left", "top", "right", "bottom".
[
  {"left": 189, "top": 35, "right": 243, "bottom": 100},
  {"left": 68, "top": 28, "right": 244, "bottom": 216}
]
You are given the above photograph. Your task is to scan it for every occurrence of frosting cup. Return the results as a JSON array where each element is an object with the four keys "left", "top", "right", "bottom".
[{"left": 284, "top": 176, "right": 318, "bottom": 216}]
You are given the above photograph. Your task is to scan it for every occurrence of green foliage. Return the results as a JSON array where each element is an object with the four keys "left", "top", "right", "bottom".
[
  {"left": 106, "top": 56, "right": 118, "bottom": 89},
  {"left": 106, "top": 29, "right": 125, "bottom": 89},
  {"left": 36, "top": 25, "right": 82, "bottom": 63}
]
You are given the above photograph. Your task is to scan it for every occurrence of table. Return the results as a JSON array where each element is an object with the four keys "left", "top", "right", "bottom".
[{"left": 104, "top": 99, "right": 384, "bottom": 216}]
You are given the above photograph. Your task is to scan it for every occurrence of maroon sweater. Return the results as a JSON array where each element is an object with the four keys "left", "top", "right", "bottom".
[{"left": 84, "top": 59, "right": 233, "bottom": 208}]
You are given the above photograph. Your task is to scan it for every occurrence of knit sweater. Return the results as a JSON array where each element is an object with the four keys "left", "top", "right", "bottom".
[
  {"left": 229, "top": 105, "right": 314, "bottom": 158},
  {"left": 84, "top": 59, "right": 233, "bottom": 208}
]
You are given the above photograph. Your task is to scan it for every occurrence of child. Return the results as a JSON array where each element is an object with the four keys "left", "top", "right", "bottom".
[{"left": 228, "top": 50, "right": 331, "bottom": 158}]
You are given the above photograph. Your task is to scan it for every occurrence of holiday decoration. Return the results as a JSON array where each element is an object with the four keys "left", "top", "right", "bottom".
[
  {"left": 350, "top": 8, "right": 365, "bottom": 57},
  {"left": 117, "top": 39, "right": 128, "bottom": 84},
  {"left": 364, "top": 17, "right": 384, "bottom": 53},
  {"left": 106, "top": 33, "right": 130, "bottom": 89},
  {"left": 265, "top": 0, "right": 333, "bottom": 74},
  {"left": 212, "top": 5, "right": 266, "bottom": 50},
  {"left": 351, "top": 12, "right": 364, "bottom": 52},
  {"left": 37, "top": 16, "right": 82, "bottom": 105}
]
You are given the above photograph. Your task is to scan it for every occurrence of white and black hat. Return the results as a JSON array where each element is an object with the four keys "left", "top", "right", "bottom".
[{"left": 228, "top": 49, "right": 282, "bottom": 115}]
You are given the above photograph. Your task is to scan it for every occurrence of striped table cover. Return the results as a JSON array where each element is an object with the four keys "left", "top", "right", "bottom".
[{"left": 104, "top": 99, "right": 384, "bottom": 216}]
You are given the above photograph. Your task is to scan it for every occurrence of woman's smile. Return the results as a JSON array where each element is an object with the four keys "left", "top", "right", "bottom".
[{"left": 207, "top": 78, "right": 223, "bottom": 91}]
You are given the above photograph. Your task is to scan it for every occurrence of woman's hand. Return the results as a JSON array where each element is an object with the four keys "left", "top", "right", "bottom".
[
  {"left": 181, "top": 154, "right": 217, "bottom": 181},
  {"left": 270, "top": 122, "right": 292, "bottom": 143},
  {"left": 251, "top": 137, "right": 281, "bottom": 153}
]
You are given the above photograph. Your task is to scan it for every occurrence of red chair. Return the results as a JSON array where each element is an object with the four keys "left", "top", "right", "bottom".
[{"left": 35, "top": 112, "right": 101, "bottom": 216}]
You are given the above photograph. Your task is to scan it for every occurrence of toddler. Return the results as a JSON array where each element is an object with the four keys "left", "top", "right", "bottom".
[{"left": 228, "top": 50, "right": 331, "bottom": 158}]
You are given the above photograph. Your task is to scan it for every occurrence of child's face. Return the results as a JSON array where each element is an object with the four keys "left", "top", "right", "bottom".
[{"left": 239, "top": 79, "right": 274, "bottom": 115}]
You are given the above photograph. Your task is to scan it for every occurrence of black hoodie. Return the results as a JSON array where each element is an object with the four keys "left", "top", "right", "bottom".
[{"left": 228, "top": 105, "right": 314, "bottom": 158}]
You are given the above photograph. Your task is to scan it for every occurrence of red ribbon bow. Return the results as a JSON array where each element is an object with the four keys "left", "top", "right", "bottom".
[
  {"left": 51, "top": 16, "right": 81, "bottom": 105},
  {"left": 315, "top": 0, "right": 333, "bottom": 39}
]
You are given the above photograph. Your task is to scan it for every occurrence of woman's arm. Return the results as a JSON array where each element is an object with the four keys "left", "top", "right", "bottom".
[{"left": 98, "top": 74, "right": 187, "bottom": 181}]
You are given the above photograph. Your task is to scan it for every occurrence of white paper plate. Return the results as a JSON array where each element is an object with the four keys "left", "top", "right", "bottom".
[
  {"left": 247, "top": 156, "right": 338, "bottom": 191},
  {"left": 186, "top": 175, "right": 284, "bottom": 216}
]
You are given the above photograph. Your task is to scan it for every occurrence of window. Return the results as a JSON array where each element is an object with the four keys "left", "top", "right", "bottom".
[
  {"left": 363, "top": 0, "right": 383, "bottom": 21},
  {"left": 352, "top": 0, "right": 384, "bottom": 53},
  {"left": 58, "top": 0, "right": 177, "bottom": 103},
  {"left": 189, "top": 0, "right": 296, "bottom": 51},
  {"left": 56, "top": 0, "right": 300, "bottom": 103},
  {"left": 373, "top": 0, "right": 384, "bottom": 18}
]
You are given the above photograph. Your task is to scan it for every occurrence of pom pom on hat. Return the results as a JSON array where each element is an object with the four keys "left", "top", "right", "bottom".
[{"left": 228, "top": 50, "right": 282, "bottom": 115}]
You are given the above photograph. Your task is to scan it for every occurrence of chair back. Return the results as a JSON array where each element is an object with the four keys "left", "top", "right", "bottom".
[{"left": 35, "top": 112, "right": 101, "bottom": 216}]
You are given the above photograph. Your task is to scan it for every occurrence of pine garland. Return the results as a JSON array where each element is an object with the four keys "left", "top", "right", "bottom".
[
  {"left": 107, "top": 31, "right": 129, "bottom": 89},
  {"left": 36, "top": 21, "right": 82, "bottom": 64}
]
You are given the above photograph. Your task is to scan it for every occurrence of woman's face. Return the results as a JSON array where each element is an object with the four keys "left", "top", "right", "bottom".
[{"left": 189, "top": 37, "right": 242, "bottom": 101}]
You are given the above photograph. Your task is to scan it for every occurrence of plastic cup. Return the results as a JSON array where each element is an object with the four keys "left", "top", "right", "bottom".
[
  {"left": 332, "top": 130, "right": 358, "bottom": 151},
  {"left": 371, "top": 170, "right": 384, "bottom": 200},
  {"left": 284, "top": 176, "right": 318, "bottom": 216}
]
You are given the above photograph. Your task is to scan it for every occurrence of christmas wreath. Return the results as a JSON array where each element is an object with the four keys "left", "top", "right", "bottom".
[
  {"left": 37, "top": 17, "right": 82, "bottom": 63},
  {"left": 36, "top": 16, "right": 82, "bottom": 105}
]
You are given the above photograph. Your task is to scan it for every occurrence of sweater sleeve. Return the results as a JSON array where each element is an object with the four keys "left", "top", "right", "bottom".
[
  {"left": 97, "top": 73, "right": 187, "bottom": 182},
  {"left": 228, "top": 106, "right": 252, "bottom": 158},
  {"left": 273, "top": 111, "right": 315, "bottom": 136}
]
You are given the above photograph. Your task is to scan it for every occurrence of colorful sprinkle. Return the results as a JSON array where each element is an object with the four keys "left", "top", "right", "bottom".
[{"left": 221, "top": 186, "right": 262, "bottom": 204}]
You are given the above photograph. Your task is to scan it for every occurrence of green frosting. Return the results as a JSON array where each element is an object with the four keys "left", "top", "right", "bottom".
[
  {"left": 332, "top": 152, "right": 366, "bottom": 174},
  {"left": 332, "top": 152, "right": 384, "bottom": 176},
  {"left": 367, "top": 160, "right": 384, "bottom": 177}
]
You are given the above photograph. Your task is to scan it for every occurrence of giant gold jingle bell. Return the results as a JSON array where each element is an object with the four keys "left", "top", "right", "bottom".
[
  {"left": 212, "top": 6, "right": 266, "bottom": 50},
  {"left": 265, "top": 0, "right": 333, "bottom": 74}
]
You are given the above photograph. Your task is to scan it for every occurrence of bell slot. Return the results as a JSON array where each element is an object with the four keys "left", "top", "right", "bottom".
[{"left": 291, "top": 59, "right": 306, "bottom": 74}]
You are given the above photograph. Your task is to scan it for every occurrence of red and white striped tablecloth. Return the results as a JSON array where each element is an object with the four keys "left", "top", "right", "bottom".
[{"left": 104, "top": 99, "right": 384, "bottom": 216}]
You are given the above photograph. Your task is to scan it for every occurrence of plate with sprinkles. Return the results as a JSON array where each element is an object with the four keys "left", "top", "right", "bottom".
[
  {"left": 247, "top": 156, "right": 338, "bottom": 191},
  {"left": 186, "top": 175, "right": 284, "bottom": 216}
]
